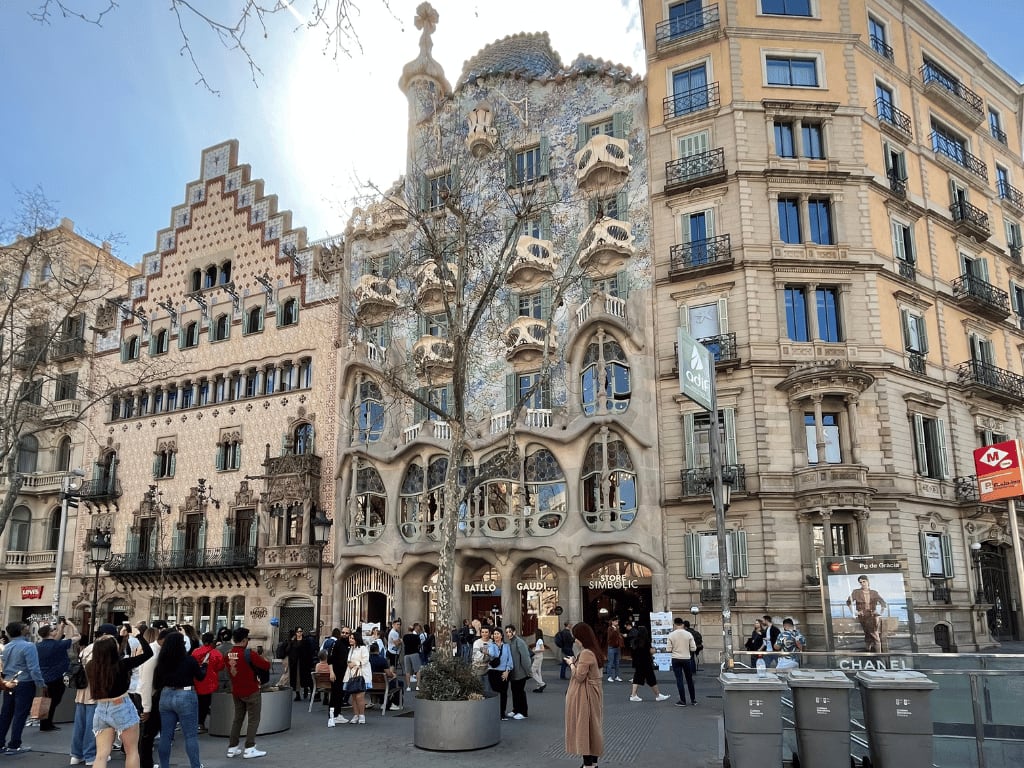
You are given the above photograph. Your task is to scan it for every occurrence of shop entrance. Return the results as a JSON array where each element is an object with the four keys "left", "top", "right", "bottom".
[
  {"left": 580, "top": 559, "right": 653, "bottom": 653},
  {"left": 517, "top": 561, "right": 559, "bottom": 638}
]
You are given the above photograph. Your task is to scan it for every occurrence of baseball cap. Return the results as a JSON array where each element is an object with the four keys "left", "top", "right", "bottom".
[{"left": 96, "top": 623, "right": 119, "bottom": 637}]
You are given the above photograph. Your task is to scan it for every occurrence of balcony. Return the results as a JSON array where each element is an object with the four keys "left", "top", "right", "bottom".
[
  {"left": 655, "top": 4, "right": 720, "bottom": 50},
  {"left": 887, "top": 171, "right": 908, "bottom": 199},
  {"left": 352, "top": 274, "right": 399, "bottom": 325},
  {"left": 897, "top": 259, "right": 917, "bottom": 282},
  {"left": 4, "top": 551, "right": 57, "bottom": 570},
  {"left": 575, "top": 291, "right": 627, "bottom": 328},
  {"left": 504, "top": 316, "right": 557, "bottom": 363},
  {"left": 258, "top": 544, "right": 331, "bottom": 570},
  {"left": 13, "top": 347, "right": 45, "bottom": 369},
  {"left": 998, "top": 180, "right": 1024, "bottom": 213},
  {"left": 107, "top": 546, "right": 258, "bottom": 586},
  {"left": 700, "top": 579, "right": 737, "bottom": 605},
  {"left": 957, "top": 360, "right": 1024, "bottom": 406},
  {"left": 16, "top": 472, "right": 65, "bottom": 494},
  {"left": 50, "top": 336, "right": 86, "bottom": 361},
  {"left": 412, "top": 335, "right": 455, "bottom": 376},
  {"left": 665, "top": 148, "right": 726, "bottom": 194},
  {"left": 949, "top": 201, "right": 991, "bottom": 240},
  {"left": 663, "top": 82, "right": 721, "bottom": 122},
  {"left": 264, "top": 452, "right": 322, "bottom": 478},
  {"left": 794, "top": 464, "right": 874, "bottom": 496},
  {"left": 668, "top": 233, "right": 732, "bottom": 279},
  {"left": 680, "top": 465, "right": 747, "bottom": 497},
  {"left": 876, "top": 99, "right": 912, "bottom": 139},
  {"left": 907, "top": 350, "right": 927, "bottom": 375},
  {"left": 869, "top": 34, "right": 894, "bottom": 62},
  {"left": 574, "top": 134, "right": 631, "bottom": 192},
  {"left": 920, "top": 64, "right": 984, "bottom": 124},
  {"left": 951, "top": 273, "right": 1010, "bottom": 320},
  {"left": 930, "top": 133, "right": 987, "bottom": 181},
  {"left": 415, "top": 261, "right": 458, "bottom": 314},
  {"left": 578, "top": 218, "right": 634, "bottom": 273},
  {"left": 79, "top": 478, "right": 123, "bottom": 501},
  {"left": 507, "top": 236, "right": 557, "bottom": 290},
  {"left": 43, "top": 399, "right": 83, "bottom": 423}
]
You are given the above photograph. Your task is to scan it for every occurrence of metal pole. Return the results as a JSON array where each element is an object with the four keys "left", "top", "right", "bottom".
[
  {"left": 52, "top": 475, "right": 72, "bottom": 620},
  {"left": 1007, "top": 498, "right": 1024, "bottom": 631},
  {"left": 707, "top": 372, "right": 734, "bottom": 668},
  {"left": 315, "top": 543, "right": 324, "bottom": 643},
  {"left": 92, "top": 562, "right": 102, "bottom": 638}
]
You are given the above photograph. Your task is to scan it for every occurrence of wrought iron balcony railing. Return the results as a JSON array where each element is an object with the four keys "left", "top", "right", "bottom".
[
  {"left": 952, "top": 273, "right": 1009, "bottom": 316},
  {"left": 954, "top": 474, "right": 980, "bottom": 502},
  {"left": 920, "top": 63, "right": 984, "bottom": 118},
  {"left": 897, "top": 259, "right": 917, "bottom": 281},
  {"left": 949, "top": 200, "right": 990, "bottom": 236},
  {"left": 998, "top": 180, "right": 1024, "bottom": 211},
  {"left": 887, "top": 171, "right": 908, "bottom": 198},
  {"left": 991, "top": 125, "right": 1008, "bottom": 145},
  {"left": 870, "top": 34, "right": 894, "bottom": 61},
  {"left": 681, "top": 465, "right": 747, "bottom": 497},
  {"left": 956, "top": 360, "right": 1024, "bottom": 401},
  {"left": 931, "top": 133, "right": 987, "bottom": 180},
  {"left": 79, "top": 478, "right": 122, "bottom": 501},
  {"left": 663, "top": 82, "right": 721, "bottom": 121},
  {"left": 876, "top": 99, "right": 912, "bottom": 136},
  {"left": 655, "top": 4, "right": 720, "bottom": 48},
  {"left": 669, "top": 233, "right": 732, "bottom": 275},
  {"left": 665, "top": 148, "right": 726, "bottom": 193},
  {"left": 700, "top": 579, "right": 737, "bottom": 604},
  {"left": 700, "top": 333, "right": 739, "bottom": 365},
  {"left": 106, "top": 546, "right": 258, "bottom": 573},
  {"left": 51, "top": 336, "right": 86, "bottom": 361},
  {"left": 13, "top": 347, "right": 46, "bottom": 369},
  {"left": 907, "top": 350, "right": 927, "bottom": 375}
]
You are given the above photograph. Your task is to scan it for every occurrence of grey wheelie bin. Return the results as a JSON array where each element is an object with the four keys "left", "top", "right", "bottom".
[
  {"left": 787, "top": 670, "right": 854, "bottom": 768},
  {"left": 855, "top": 670, "right": 938, "bottom": 768},
  {"left": 719, "top": 671, "right": 788, "bottom": 768}
]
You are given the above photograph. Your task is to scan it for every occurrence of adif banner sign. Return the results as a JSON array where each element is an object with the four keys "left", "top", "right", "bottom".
[
  {"left": 972, "top": 440, "right": 1024, "bottom": 502},
  {"left": 820, "top": 555, "right": 917, "bottom": 668},
  {"left": 677, "top": 327, "right": 714, "bottom": 411}
]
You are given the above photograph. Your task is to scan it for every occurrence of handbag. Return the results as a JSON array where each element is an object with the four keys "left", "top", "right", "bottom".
[
  {"left": 30, "top": 695, "right": 51, "bottom": 720},
  {"left": 488, "top": 652, "right": 502, "bottom": 669},
  {"left": 344, "top": 675, "right": 366, "bottom": 693}
]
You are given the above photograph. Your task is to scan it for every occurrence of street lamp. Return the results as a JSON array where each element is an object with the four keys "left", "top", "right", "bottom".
[
  {"left": 311, "top": 507, "right": 333, "bottom": 642},
  {"left": 89, "top": 528, "right": 112, "bottom": 638},
  {"left": 971, "top": 542, "right": 985, "bottom": 604},
  {"left": 52, "top": 467, "right": 86, "bottom": 619}
]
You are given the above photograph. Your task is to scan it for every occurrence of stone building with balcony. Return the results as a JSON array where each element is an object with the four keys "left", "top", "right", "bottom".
[
  {"left": 641, "top": 0, "right": 1024, "bottom": 652},
  {"left": 1, "top": 219, "right": 137, "bottom": 625},
  {"left": 77, "top": 140, "right": 342, "bottom": 643},
  {"left": 333, "top": 4, "right": 658, "bottom": 635}
]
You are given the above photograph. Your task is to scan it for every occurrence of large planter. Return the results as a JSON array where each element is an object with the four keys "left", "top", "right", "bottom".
[
  {"left": 209, "top": 688, "right": 292, "bottom": 736},
  {"left": 414, "top": 696, "right": 501, "bottom": 751}
]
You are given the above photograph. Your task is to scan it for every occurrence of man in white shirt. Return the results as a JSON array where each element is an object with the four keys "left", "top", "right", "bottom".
[
  {"left": 386, "top": 619, "right": 402, "bottom": 668},
  {"left": 665, "top": 617, "right": 697, "bottom": 707}
]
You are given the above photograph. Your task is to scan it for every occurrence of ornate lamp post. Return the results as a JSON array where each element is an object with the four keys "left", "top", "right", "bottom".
[
  {"left": 89, "top": 528, "right": 112, "bottom": 637},
  {"left": 311, "top": 507, "right": 333, "bottom": 642}
]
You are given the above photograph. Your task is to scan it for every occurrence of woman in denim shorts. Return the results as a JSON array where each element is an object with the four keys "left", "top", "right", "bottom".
[{"left": 87, "top": 630, "right": 153, "bottom": 768}]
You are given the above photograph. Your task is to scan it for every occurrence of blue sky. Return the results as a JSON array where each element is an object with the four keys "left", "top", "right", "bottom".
[{"left": 0, "top": 1, "right": 1021, "bottom": 265}]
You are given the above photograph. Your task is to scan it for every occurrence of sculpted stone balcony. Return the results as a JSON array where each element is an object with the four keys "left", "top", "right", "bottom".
[
  {"left": 345, "top": 197, "right": 407, "bottom": 240},
  {"left": 508, "top": 236, "right": 557, "bottom": 290},
  {"left": 15, "top": 472, "right": 65, "bottom": 495},
  {"left": 43, "top": 399, "right": 83, "bottom": 423},
  {"left": 259, "top": 544, "right": 331, "bottom": 569},
  {"left": 264, "top": 452, "right": 322, "bottom": 478},
  {"left": 794, "top": 465, "right": 874, "bottom": 497},
  {"left": 4, "top": 550, "right": 57, "bottom": 571},
  {"left": 574, "top": 134, "right": 631, "bottom": 192},
  {"left": 412, "top": 335, "right": 455, "bottom": 377},
  {"left": 504, "top": 316, "right": 557, "bottom": 363},
  {"left": 353, "top": 274, "right": 399, "bottom": 324},
  {"left": 578, "top": 218, "right": 634, "bottom": 273},
  {"left": 107, "top": 546, "right": 259, "bottom": 588},
  {"left": 575, "top": 291, "right": 627, "bottom": 328},
  {"left": 415, "top": 261, "right": 458, "bottom": 314}
]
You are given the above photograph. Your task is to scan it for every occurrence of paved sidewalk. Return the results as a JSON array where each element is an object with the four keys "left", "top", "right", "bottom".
[{"left": 11, "top": 665, "right": 726, "bottom": 768}]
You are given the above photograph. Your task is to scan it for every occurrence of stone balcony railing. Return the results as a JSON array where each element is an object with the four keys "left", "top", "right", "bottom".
[
  {"left": 352, "top": 274, "right": 399, "bottom": 323},
  {"left": 5, "top": 551, "right": 57, "bottom": 569},
  {"left": 402, "top": 420, "right": 452, "bottom": 444},
  {"left": 578, "top": 218, "right": 634, "bottom": 273},
  {"left": 412, "top": 335, "right": 455, "bottom": 375},
  {"left": 504, "top": 316, "right": 557, "bottom": 362},
  {"left": 508, "top": 236, "right": 557, "bottom": 289},
  {"left": 15, "top": 472, "right": 65, "bottom": 494},
  {"left": 44, "top": 399, "right": 83, "bottom": 422},
  {"left": 574, "top": 134, "right": 630, "bottom": 191},
  {"left": 575, "top": 292, "right": 626, "bottom": 327},
  {"left": 415, "top": 261, "right": 458, "bottom": 312}
]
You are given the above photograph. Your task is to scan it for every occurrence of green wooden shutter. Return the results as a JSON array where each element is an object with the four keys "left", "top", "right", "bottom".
[
  {"left": 941, "top": 534, "right": 954, "bottom": 577},
  {"left": 1012, "top": 281, "right": 1020, "bottom": 314},
  {"left": 588, "top": 198, "right": 599, "bottom": 220},
  {"left": 717, "top": 298, "right": 729, "bottom": 333},
  {"left": 913, "top": 414, "right": 926, "bottom": 474},
  {"left": 615, "top": 191, "right": 627, "bottom": 221},
  {"left": 152, "top": 455, "right": 161, "bottom": 479},
  {"left": 730, "top": 530, "right": 749, "bottom": 578},
  {"left": 892, "top": 222, "right": 906, "bottom": 261},
  {"left": 417, "top": 315, "right": 428, "bottom": 337},
  {"left": 168, "top": 452, "right": 176, "bottom": 478},
  {"left": 919, "top": 531, "right": 932, "bottom": 575},
  {"left": 197, "top": 519, "right": 207, "bottom": 550},
  {"left": 223, "top": 520, "right": 234, "bottom": 548},
  {"left": 172, "top": 527, "right": 184, "bottom": 566},
  {"left": 508, "top": 291, "right": 521, "bottom": 319},
  {"left": 540, "top": 286, "right": 554, "bottom": 318},
  {"left": 249, "top": 519, "right": 258, "bottom": 548},
  {"left": 127, "top": 532, "right": 139, "bottom": 556},
  {"left": 539, "top": 136, "right": 551, "bottom": 177},
  {"left": 724, "top": 408, "right": 738, "bottom": 465},
  {"left": 581, "top": 276, "right": 594, "bottom": 297},
  {"left": 148, "top": 525, "right": 158, "bottom": 554},
  {"left": 937, "top": 417, "right": 949, "bottom": 479},
  {"left": 683, "top": 413, "right": 696, "bottom": 468},
  {"left": 414, "top": 386, "right": 427, "bottom": 422},
  {"left": 215, "top": 444, "right": 225, "bottom": 471},
  {"left": 612, "top": 111, "right": 626, "bottom": 139},
  {"left": 916, "top": 314, "right": 929, "bottom": 354},
  {"left": 577, "top": 121, "right": 589, "bottom": 151},
  {"left": 685, "top": 531, "right": 702, "bottom": 578},
  {"left": 540, "top": 210, "right": 552, "bottom": 240},
  {"left": 900, "top": 309, "right": 912, "bottom": 349},
  {"left": 616, "top": 270, "right": 630, "bottom": 299},
  {"left": 506, "top": 373, "right": 517, "bottom": 411}
]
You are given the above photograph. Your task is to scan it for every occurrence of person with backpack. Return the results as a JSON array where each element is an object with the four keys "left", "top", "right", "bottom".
[
  {"left": 682, "top": 620, "right": 703, "bottom": 673},
  {"left": 555, "top": 621, "right": 575, "bottom": 680}
]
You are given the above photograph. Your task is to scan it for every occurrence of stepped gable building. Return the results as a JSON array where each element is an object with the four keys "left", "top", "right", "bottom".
[
  {"left": 331, "top": 3, "right": 658, "bottom": 635},
  {"left": 80, "top": 140, "right": 343, "bottom": 643},
  {"left": 641, "top": 0, "right": 1024, "bottom": 651}
]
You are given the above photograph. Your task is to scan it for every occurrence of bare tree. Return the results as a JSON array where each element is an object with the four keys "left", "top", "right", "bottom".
[
  {"left": 0, "top": 189, "right": 176, "bottom": 536},
  {"left": 26, "top": 0, "right": 391, "bottom": 93}
]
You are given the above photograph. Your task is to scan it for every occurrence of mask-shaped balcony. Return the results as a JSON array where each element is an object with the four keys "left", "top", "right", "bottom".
[
  {"left": 413, "top": 335, "right": 455, "bottom": 377},
  {"left": 578, "top": 218, "right": 634, "bottom": 273},
  {"left": 346, "top": 197, "right": 407, "bottom": 240},
  {"left": 352, "top": 274, "right": 399, "bottom": 325},
  {"left": 505, "top": 316, "right": 557, "bottom": 363},
  {"left": 415, "top": 261, "right": 458, "bottom": 314},
  {"left": 508, "top": 236, "right": 557, "bottom": 290},
  {"left": 574, "top": 135, "right": 631, "bottom": 193}
]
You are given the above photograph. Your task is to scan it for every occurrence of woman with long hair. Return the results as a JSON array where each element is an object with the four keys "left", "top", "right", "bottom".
[
  {"left": 341, "top": 630, "right": 371, "bottom": 724},
  {"left": 487, "top": 627, "right": 513, "bottom": 720},
  {"left": 628, "top": 626, "right": 671, "bottom": 703},
  {"left": 565, "top": 622, "right": 605, "bottom": 768},
  {"left": 153, "top": 631, "right": 207, "bottom": 768},
  {"left": 86, "top": 628, "right": 154, "bottom": 768},
  {"left": 531, "top": 627, "right": 549, "bottom": 692}
]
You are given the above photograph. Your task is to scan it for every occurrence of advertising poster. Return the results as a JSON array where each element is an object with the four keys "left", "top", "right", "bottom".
[
  {"left": 820, "top": 555, "right": 917, "bottom": 668},
  {"left": 649, "top": 611, "right": 673, "bottom": 671}
]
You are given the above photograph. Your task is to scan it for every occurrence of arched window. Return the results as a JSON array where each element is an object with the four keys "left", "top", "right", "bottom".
[
  {"left": 17, "top": 435, "right": 38, "bottom": 474},
  {"left": 181, "top": 321, "right": 199, "bottom": 349},
  {"left": 399, "top": 463, "right": 426, "bottom": 542},
  {"left": 48, "top": 507, "right": 61, "bottom": 550},
  {"left": 9, "top": 506, "right": 30, "bottom": 551},
  {"left": 285, "top": 503, "right": 303, "bottom": 544},
  {"left": 42, "top": 260, "right": 53, "bottom": 281},
  {"left": 355, "top": 381, "right": 385, "bottom": 443},
  {"left": 219, "top": 261, "right": 232, "bottom": 285},
  {"left": 244, "top": 305, "right": 263, "bottom": 334},
  {"left": 152, "top": 328, "right": 169, "bottom": 355},
  {"left": 204, "top": 265, "right": 217, "bottom": 288},
  {"left": 470, "top": 452, "right": 520, "bottom": 537},
  {"left": 580, "top": 333, "right": 631, "bottom": 415},
  {"left": 216, "top": 438, "right": 242, "bottom": 471},
  {"left": 524, "top": 448, "right": 567, "bottom": 535},
  {"left": 294, "top": 423, "right": 315, "bottom": 455},
  {"left": 279, "top": 298, "right": 298, "bottom": 327},
  {"left": 190, "top": 269, "right": 202, "bottom": 292},
  {"left": 152, "top": 444, "right": 176, "bottom": 479},
  {"left": 581, "top": 435, "right": 637, "bottom": 532},
  {"left": 56, "top": 436, "right": 72, "bottom": 472},
  {"left": 212, "top": 314, "right": 230, "bottom": 341},
  {"left": 353, "top": 466, "right": 387, "bottom": 541},
  {"left": 122, "top": 335, "right": 141, "bottom": 362}
]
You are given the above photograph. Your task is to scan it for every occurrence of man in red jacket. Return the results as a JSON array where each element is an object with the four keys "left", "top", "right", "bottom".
[
  {"left": 191, "top": 632, "right": 225, "bottom": 733},
  {"left": 225, "top": 627, "right": 270, "bottom": 759}
]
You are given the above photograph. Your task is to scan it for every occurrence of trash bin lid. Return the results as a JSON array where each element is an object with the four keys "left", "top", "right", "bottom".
[
  {"left": 787, "top": 670, "right": 854, "bottom": 689},
  {"left": 854, "top": 670, "right": 937, "bottom": 690},
  {"left": 719, "top": 671, "right": 789, "bottom": 691}
]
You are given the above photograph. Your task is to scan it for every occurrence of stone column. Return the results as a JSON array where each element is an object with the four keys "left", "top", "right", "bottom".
[
  {"left": 811, "top": 394, "right": 826, "bottom": 462},
  {"left": 845, "top": 394, "right": 861, "bottom": 464}
]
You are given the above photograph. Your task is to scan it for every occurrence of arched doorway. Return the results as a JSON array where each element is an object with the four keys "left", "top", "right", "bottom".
[
  {"left": 342, "top": 567, "right": 394, "bottom": 629},
  {"left": 515, "top": 561, "right": 559, "bottom": 637},
  {"left": 462, "top": 564, "right": 503, "bottom": 628},
  {"left": 581, "top": 559, "right": 653, "bottom": 651},
  {"left": 979, "top": 543, "right": 1018, "bottom": 640}
]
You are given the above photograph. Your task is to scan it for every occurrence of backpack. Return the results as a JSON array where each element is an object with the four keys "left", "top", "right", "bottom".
[
  {"left": 245, "top": 650, "right": 270, "bottom": 685},
  {"left": 690, "top": 629, "right": 704, "bottom": 653},
  {"left": 64, "top": 657, "right": 88, "bottom": 690},
  {"left": 274, "top": 639, "right": 288, "bottom": 660}
]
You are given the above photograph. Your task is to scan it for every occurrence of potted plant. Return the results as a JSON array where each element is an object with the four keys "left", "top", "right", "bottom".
[{"left": 413, "top": 652, "right": 499, "bottom": 751}]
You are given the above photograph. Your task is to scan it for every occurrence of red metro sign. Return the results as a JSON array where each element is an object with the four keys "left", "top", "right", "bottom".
[{"left": 972, "top": 440, "right": 1024, "bottom": 502}]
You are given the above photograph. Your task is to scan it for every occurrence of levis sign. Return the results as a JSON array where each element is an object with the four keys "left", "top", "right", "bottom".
[{"left": 21, "top": 585, "right": 44, "bottom": 600}]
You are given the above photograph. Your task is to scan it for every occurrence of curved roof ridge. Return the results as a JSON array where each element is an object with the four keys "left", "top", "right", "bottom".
[{"left": 457, "top": 31, "right": 563, "bottom": 89}]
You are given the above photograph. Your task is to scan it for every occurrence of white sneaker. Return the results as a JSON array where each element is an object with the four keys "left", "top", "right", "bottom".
[
  {"left": 226, "top": 747, "right": 243, "bottom": 758},
  {"left": 333, "top": 715, "right": 349, "bottom": 724},
  {"left": 513, "top": 713, "right": 526, "bottom": 720},
  {"left": 656, "top": 693, "right": 671, "bottom": 702},
  {"left": 608, "top": 676, "right": 615, "bottom": 682},
  {"left": 507, "top": 711, "right": 515, "bottom": 717},
  {"left": 242, "top": 747, "right": 266, "bottom": 759},
  {"left": 357, "top": 715, "right": 366, "bottom": 724},
  {"left": 327, "top": 718, "right": 335, "bottom": 728},
  {"left": 629, "top": 695, "right": 642, "bottom": 702},
  {"left": 70, "top": 760, "right": 85, "bottom": 766},
  {"left": 615, "top": 677, "right": 623, "bottom": 682},
  {"left": 389, "top": 704, "right": 402, "bottom": 711}
]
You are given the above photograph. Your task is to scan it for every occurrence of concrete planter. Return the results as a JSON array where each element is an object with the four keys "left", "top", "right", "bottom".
[{"left": 413, "top": 696, "right": 500, "bottom": 751}]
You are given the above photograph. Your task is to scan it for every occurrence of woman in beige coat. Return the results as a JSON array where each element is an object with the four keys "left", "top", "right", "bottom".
[{"left": 564, "top": 622, "right": 605, "bottom": 768}]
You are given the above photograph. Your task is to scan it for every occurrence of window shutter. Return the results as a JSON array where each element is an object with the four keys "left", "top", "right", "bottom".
[
  {"left": 418, "top": 175, "right": 429, "bottom": 211},
  {"left": 197, "top": 520, "right": 207, "bottom": 550},
  {"left": 1012, "top": 281, "right": 1020, "bottom": 314},
  {"left": 941, "top": 533, "right": 954, "bottom": 578},
  {"left": 718, "top": 297, "right": 729, "bottom": 333},
  {"left": 178, "top": 325, "right": 187, "bottom": 349},
  {"left": 506, "top": 373, "right": 517, "bottom": 411},
  {"left": 169, "top": 452, "right": 176, "bottom": 478},
  {"left": 581, "top": 276, "right": 594, "bottom": 297},
  {"left": 917, "top": 314, "right": 929, "bottom": 354},
  {"left": 979, "top": 258, "right": 990, "bottom": 282},
  {"left": 449, "top": 163, "right": 461, "bottom": 195},
  {"left": 724, "top": 408, "right": 738, "bottom": 465},
  {"left": 249, "top": 520, "right": 258, "bottom": 548},
  {"left": 414, "top": 387, "right": 427, "bottom": 423},
  {"left": 508, "top": 291, "right": 521, "bottom": 319},
  {"left": 121, "top": 341, "right": 129, "bottom": 363},
  {"left": 173, "top": 527, "right": 184, "bottom": 554},
  {"left": 417, "top": 315, "right": 427, "bottom": 337},
  {"left": 540, "top": 286, "right": 554, "bottom": 318},
  {"left": 615, "top": 191, "right": 628, "bottom": 222},
  {"left": 730, "top": 530, "right": 749, "bottom": 578},
  {"left": 678, "top": 304, "right": 690, "bottom": 334},
  {"left": 539, "top": 136, "right": 551, "bottom": 177},
  {"left": 913, "top": 414, "right": 927, "bottom": 475},
  {"left": 505, "top": 151, "right": 515, "bottom": 186},
  {"left": 127, "top": 532, "right": 139, "bottom": 556},
  {"left": 588, "top": 198, "right": 599, "bottom": 220},
  {"left": 223, "top": 521, "right": 234, "bottom": 548},
  {"left": 210, "top": 317, "right": 218, "bottom": 341},
  {"left": 685, "top": 531, "right": 702, "bottom": 578},
  {"left": 152, "top": 455, "right": 161, "bottom": 479},
  {"left": 616, "top": 269, "right": 630, "bottom": 299},
  {"left": 540, "top": 210, "right": 552, "bottom": 240},
  {"left": 612, "top": 111, "right": 626, "bottom": 139},
  {"left": 148, "top": 525, "right": 158, "bottom": 554},
  {"left": 892, "top": 222, "right": 906, "bottom": 261},
  {"left": 684, "top": 412, "right": 696, "bottom": 468},
  {"left": 149, "top": 334, "right": 157, "bottom": 356},
  {"left": 215, "top": 445, "right": 225, "bottom": 471},
  {"left": 937, "top": 417, "right": 949, "bottom": 479},
  {"left": 381, "top": 323, "right": 392, "bottom": 347},
  {"left": 919, "top": 531, "right": 932, "bottom": 575},
  {"left": 900, "top": 309, "right": 912, "bottom": 349},
  {"left": 576, "top": 121, "right": 589, "bottom": 151}
]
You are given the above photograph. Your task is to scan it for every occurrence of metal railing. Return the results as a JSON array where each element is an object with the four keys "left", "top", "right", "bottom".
[
  {"left": 79, "top": 478, "right": 122, "bottom": 500},
  {"left": 870, "top": 34, "right": 894, "bottom": 61},
  {"left": 655, "top": 4, "right": 720, "bottom": 48},
  {"left": 907, "top": 350, "right": 926, "bottom": 374},
  {"left": 950, "top": 200, "right": 991, "bottom": 234},
  {"left": 681, "top": 464, "right": 747, "bottom": 496},
  {"left": 105, "top": 545, "right": 258, "bottom": 573},
  {"left": 665, "top": 148, "right": 726, "bottom": 192},
  {"left": 51, "top": 336, "right": 86, "bottom": 360},
  {"left": 663, "top": 81, "right": 720, "bottom": 121},
  {"left": 954, "top": 474, "right": 981, "bottom": 502},
  {"left": 998, "top": 179, "right": 1024, "bottom": 210},
  {"left": 952, "top": 273, "right": 1009, "bottom": 314},
  {"left": 921, "top": 63, "right": 984, "bottom": 117},
  {"left": 699, "top": 332, "right": 739, "bottom": 364},
  {"left": 897, "top": 259, "right": 917, "bottom": 281},
  {"left": 957, "top": 359, "right": 1024, "bottom": 398},
  {"left": 876, "top": 98, "right": 912, "bottom": 135},
  {"left": 887, "top": 170, "right": 908, "bottom": 197},
  {"left": 931, "top": 132, "right": 988, "bottom": 180},
  {"left": 991, "top": 124, "right": 1008, "bottom": 145},
  {"left": 669, "top": 233, "right": 732, "bottom": 274}
]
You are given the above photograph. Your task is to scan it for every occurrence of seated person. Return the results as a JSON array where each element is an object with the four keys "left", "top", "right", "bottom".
[{"left": 368, "top": 648, "right": 405, "bottom": 711}]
